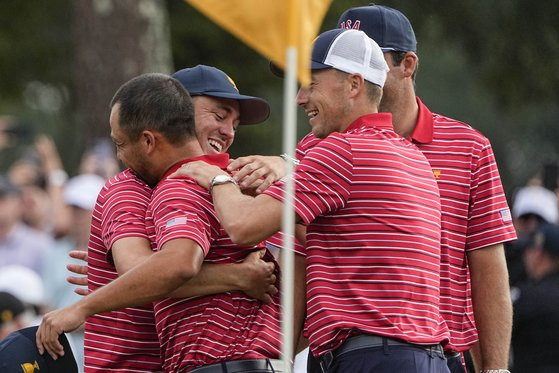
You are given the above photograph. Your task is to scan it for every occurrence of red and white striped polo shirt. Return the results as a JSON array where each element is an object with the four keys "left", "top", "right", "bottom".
[
  {"left": 265, "top": 113, "right": 449, "bottom": 357},
  {"left": 294, "top": 100, "right": 518, "bottom": 352},
  {"left": 85, "top": 169, "right": 162, "bottom": 372},
  {"left": 265, "top": 232, "right": 305, "bottom": 257},
  {"left": 410, "top": 98, "right": 517, "bottom": 351},
  {"left": 146, "top": 154, "right": 282, "bottom": 372}
]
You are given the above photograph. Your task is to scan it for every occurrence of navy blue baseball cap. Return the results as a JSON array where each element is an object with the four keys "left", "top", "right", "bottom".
[
  {"left": 0, "top": 325, "right": 78, "bottom": 372},
  {"left": 172, "top": 65, "right": 270, "bottom": 125},
  {"left": 337, "top": 4, "right": 417, "bottom": 53},
  {"left": 0, "top": 291, "right": 25, "bottom": 326}
]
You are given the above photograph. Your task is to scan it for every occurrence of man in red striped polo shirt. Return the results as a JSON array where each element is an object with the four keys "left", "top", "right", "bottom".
[
  {"left": 86, "top": 65, "right": 277, "bottom": 373},
  {"left": 37, "top": 73, "right": 286, "bottom": 373},
  {"left": 41, "top": 67, "right": 278, "bottom": 372},
  {"left": 178, "top": 29, "right": 450, "bottom": 373},
  {"left": 333, "top": 6, "right": 517, "bottom": 373},
  {"left": 241, "top": 7, "right": 517, "bottom": 373}
]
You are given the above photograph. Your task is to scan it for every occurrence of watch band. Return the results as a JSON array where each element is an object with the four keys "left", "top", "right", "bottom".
[
  {"left": 209, "top": 174, "right": 238, "bottom": 193},
  {"left": 280, "top": 153, "right": 300, "bottom": 166}
]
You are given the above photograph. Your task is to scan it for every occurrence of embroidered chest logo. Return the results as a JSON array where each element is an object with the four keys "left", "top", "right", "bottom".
[{"left": 433, "top": 170, "right": 441, "bottom": 179}]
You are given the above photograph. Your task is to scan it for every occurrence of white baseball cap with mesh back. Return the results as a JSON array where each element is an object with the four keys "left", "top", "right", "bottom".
[{"left": 310, "top": 28, "right": 389, "bottom": 87}]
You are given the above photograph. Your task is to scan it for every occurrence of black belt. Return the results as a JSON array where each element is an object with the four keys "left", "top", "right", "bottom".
[
  {"left": 319, "top": 334, "right": 445, "bottom": 372},
  {"left": 444, "top": 350, "right": 462, "bottom": 359},
  {"left": 189, "top": 358, "right": 285, "bottom": 373}
]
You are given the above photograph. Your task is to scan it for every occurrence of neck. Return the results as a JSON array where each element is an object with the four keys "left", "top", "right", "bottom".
[
  {"left": 152, "top": 139, "right": 205, "bottom": 185},
  {"left": 381, "top": 84, "right": 418, "bottom": 138},
  {"left": 340, "top": 101, "right": 379, "bottom": 133}
]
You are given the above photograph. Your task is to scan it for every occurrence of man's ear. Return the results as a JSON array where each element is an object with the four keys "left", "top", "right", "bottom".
[
  {"left": 402, "top": 52, "right": 418, "bottom": 78},
  {"left": 142, "top": 130, "right": 157, "bottom": 154},
  {"left": 348, "top": 73, "right": 365, "bottom": 98}
]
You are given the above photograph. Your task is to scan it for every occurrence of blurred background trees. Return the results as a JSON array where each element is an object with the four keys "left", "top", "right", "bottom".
[{"left": 1, "top": 0, "right": 558, "bottom": 196}]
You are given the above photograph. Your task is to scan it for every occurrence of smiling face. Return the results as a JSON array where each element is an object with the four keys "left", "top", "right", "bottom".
[
  {"left": 296, "top": 69, "right": 350, "bottom": 139},
  {"left": 193, "top": 96, "right": 240, "bottom": 154}
]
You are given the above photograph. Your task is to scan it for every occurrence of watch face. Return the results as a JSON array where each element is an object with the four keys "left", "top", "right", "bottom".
[
  {"left": 213, "top": 175, "right": 232, "bottom": 183},
  {"left": 211, "top": 174, "right": 236, "bottom": 189}
]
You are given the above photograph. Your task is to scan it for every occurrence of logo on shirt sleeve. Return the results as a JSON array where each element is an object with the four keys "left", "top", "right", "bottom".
[
  {"left": 499, "top": 209, "right": 512, "bottom": 222},
  {"left": 165, "top": 216, "right": 188, "bottom": 228}
]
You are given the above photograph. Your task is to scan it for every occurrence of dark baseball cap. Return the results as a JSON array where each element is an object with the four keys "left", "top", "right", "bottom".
[
  {"left": 172, "top": 65, "right": 270, "bottom": 125},
  {"left": 337, "top": 4, "right": 417, "bottom": 53},
  {"left": 0, "top": 325, "right": 78, "bottom": 373},
  {"left": 532, "top": 223, "right": 559, "bottom": 258},
  {"left": 0, "top": 291, "right": 25, "bottom": 326}
]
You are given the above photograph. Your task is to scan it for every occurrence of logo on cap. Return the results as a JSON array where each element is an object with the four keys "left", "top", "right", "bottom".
[
  {"left": 1, "top": 309, "right": 14, "bottom": 323},
  {"left": 226, "top": 75, "right": 239, "bottom": 92},
  {"left": 21, "top": 361, "right": 40, "bottom": 373}
]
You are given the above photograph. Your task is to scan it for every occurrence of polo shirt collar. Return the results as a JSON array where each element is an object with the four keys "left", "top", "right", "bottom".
[
  {"left": 162, "top": 153, "right": 230, "bottom": 180},
  {"left": 344, "top": 112, "right": 393, "bottom": 133},
  {"left": 409, "top": 97, "right": 433, "bottom": 144}
]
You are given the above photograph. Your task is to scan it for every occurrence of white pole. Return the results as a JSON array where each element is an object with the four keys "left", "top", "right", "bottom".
[{"left": 280, "top": 45, "right": 298, "bottom": 373}]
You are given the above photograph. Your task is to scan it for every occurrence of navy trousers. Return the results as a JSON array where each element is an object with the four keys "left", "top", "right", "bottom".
[{"left": 308, "top": 344, "right": 449, "bottom": 373}]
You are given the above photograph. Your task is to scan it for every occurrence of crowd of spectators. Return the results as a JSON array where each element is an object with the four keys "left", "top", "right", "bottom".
[{"left": 0, "top": 132, "right": 116, "bottom": 372}]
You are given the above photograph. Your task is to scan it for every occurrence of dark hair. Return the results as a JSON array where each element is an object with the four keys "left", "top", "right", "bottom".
[{"left": 110, "top": 73, "right": 195, "bottom": 147}]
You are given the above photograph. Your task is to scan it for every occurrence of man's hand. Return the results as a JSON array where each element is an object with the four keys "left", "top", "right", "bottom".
[
  {"left": 169, "top": 161, "right": 225, "bottom": 190},
  {"left": 36, "top": 304, "right": 87, "bottom": 360},
  {"left": 238, "top": 249, "right": 278, "bottom": 303},
  {"left": 228, "top": 155, "right": 286, "bottom": 194},
  {"left": 66, "top": 250, "right": 89, "bottom": 296}
]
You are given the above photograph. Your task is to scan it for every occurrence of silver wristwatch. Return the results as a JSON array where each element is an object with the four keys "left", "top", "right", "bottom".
[
  {"left": 209, "top": 174, "right": 238, "bottom": 193},
  {"left": 280, "top": 153, "right": 300, "bottom": 166}
]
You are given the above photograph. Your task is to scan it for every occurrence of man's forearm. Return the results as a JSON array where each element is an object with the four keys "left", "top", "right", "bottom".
[
  {"left": 79, "top": 245, "right": 201, "bottom": 317},
  {"left": 167, "top": 263, "right": 241, "bottom": 298},
  {"left": 212, "top": 183, "right": 283, "bottom": 245},
  {"left": 468, "top": 243, "right": 512, "bottom": 370}
]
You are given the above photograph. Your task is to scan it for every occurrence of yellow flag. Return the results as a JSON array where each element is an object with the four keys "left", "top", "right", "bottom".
[{"left": 185, "top": 0, "right": 332, "bottom": 86}]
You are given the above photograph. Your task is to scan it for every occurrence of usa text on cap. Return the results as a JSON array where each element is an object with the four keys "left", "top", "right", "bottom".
[{"left": 337, "top": 4, "right": 417, "bottom": 53}]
